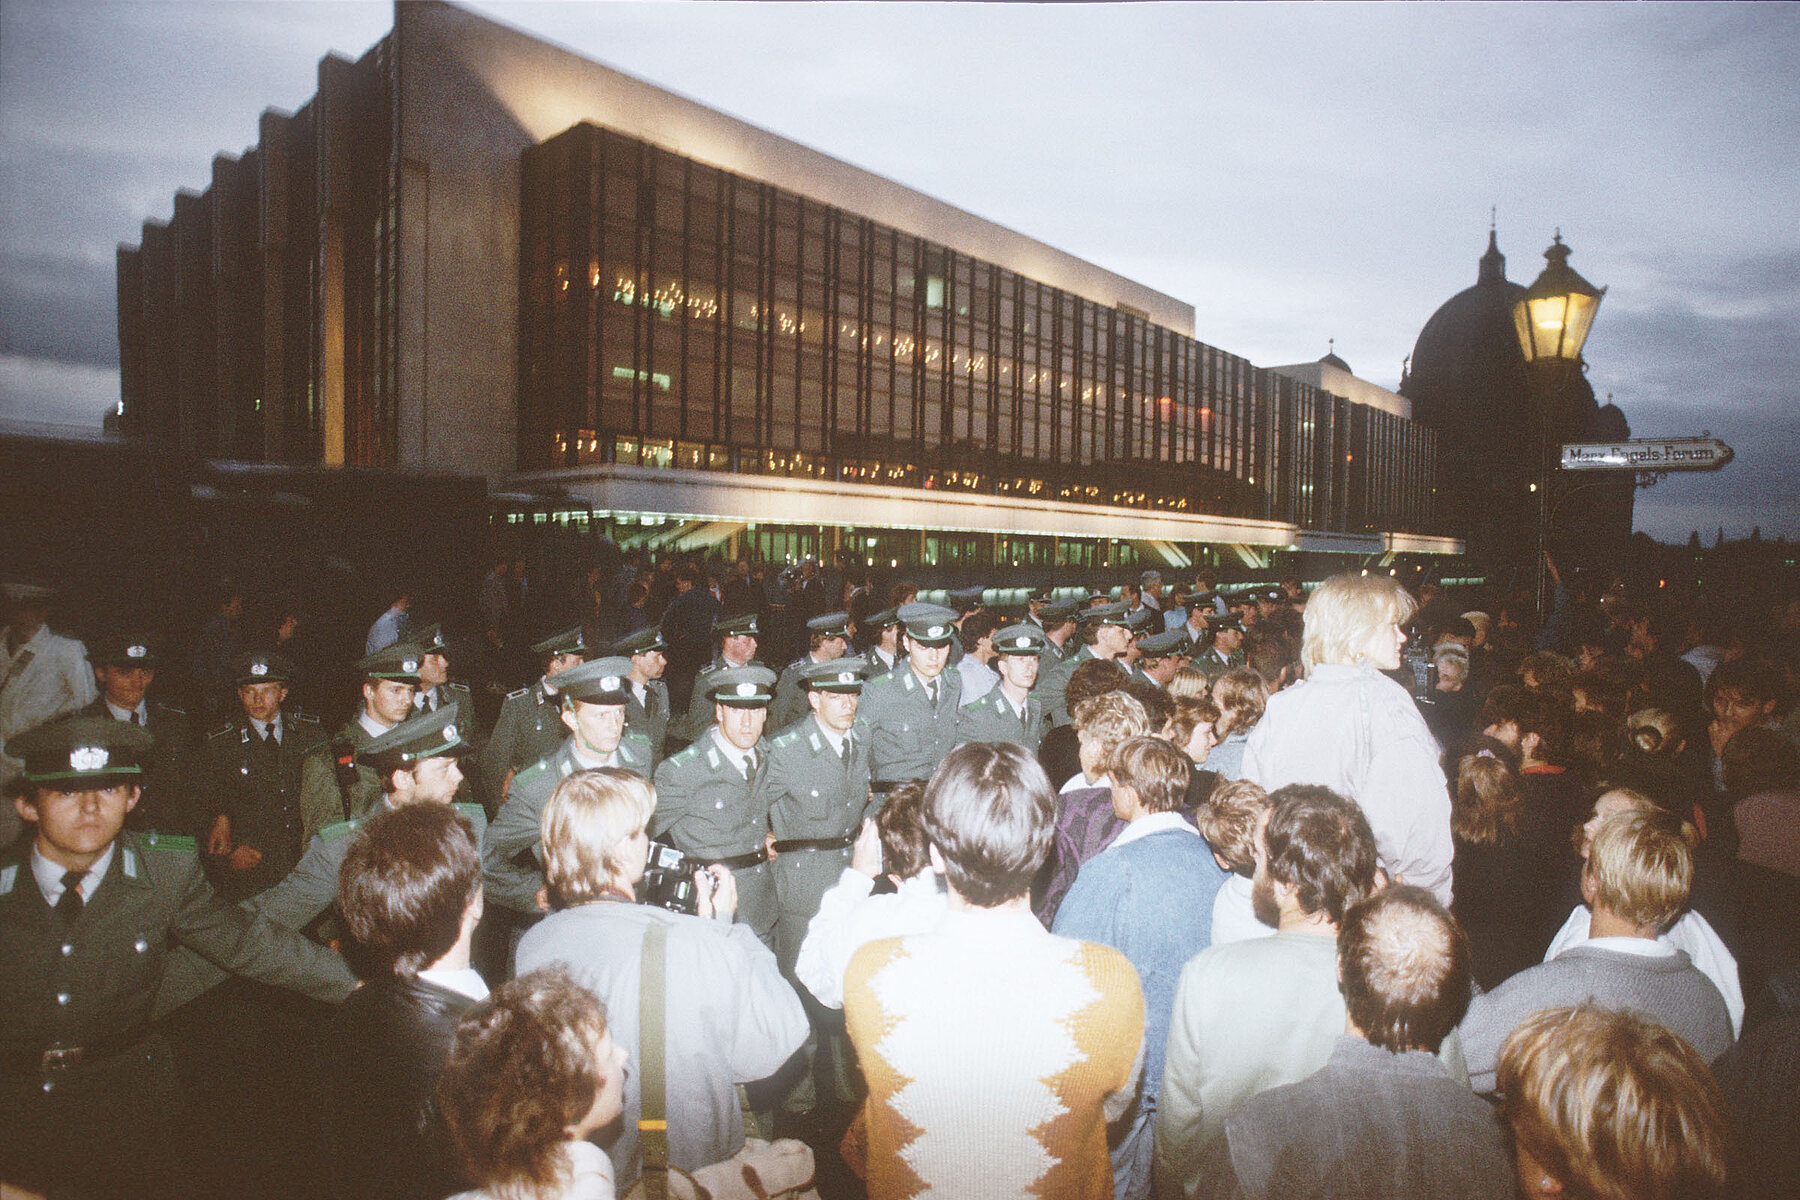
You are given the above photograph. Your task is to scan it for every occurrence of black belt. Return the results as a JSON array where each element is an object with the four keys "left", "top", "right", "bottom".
[
  {"left": 699, "top": 848, "right": 768, "bottom": 871},
  {"left": 2, "top": 1026, "right": 151, "bottom": 1075},
  {"left": 771, "top": 833, "right": 855, "bottom": 854}
]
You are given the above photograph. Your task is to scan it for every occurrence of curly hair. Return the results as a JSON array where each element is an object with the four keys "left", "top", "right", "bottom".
[{"left": 437, "top": 965, "right": 613, "bottom": 1200}]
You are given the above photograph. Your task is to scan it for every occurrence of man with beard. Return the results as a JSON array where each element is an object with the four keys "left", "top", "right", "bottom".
[{"left": 1154, "top": 785, "right": 1385, "bottom": 1197}]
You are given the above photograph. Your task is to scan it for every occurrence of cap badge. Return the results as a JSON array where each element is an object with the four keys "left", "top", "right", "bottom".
[
  {"left": 837, "top": 672, "right": 855, "bottom": 684},
  {"left": 442, "top": 724, "right": 458, "bottom": 743},
  {"left": 70, "top": 746, "right": 109, "bottom": 772},
  {"left": 401, "top": 658, "right": 419, "bottom": 673},
  {"left": 927, "top": 624, "right": 945, "bottom": 638},
  {"left": 126, "top": 645, "right": 148, "bottom": 659},
  {"left": 601, "top": 677, "right": 620, "bottom": 691},
  {"left": 250, "top": 662, "right": 268, "bottom": 677},
  {"left": 735, "top": 682, "right": 758, "bottom": 697}
]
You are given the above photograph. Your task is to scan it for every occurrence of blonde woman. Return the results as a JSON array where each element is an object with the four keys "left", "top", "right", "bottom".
[{"left": 1240, "top": 574, "right": 1453, "bottom": 903}]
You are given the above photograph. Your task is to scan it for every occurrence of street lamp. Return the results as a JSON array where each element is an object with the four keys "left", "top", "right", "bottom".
[{"left": 1512, "top": 232, "right": 1605, "bottom": 621}]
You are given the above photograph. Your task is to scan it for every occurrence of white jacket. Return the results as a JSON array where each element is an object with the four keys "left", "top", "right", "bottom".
[{"left": 1242, "top": 663, "right": 1453, "bottom": 905}]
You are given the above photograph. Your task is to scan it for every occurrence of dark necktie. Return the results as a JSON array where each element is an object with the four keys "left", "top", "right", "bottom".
[
  {"left": 840, "top": 737, "right": 852, "bottom": 766},
  {"left": 262, "top": 725, "right": 277, "bottom": 748},
  {"left": 925, "top": 680, "right": 938, "bottom": 709},
  {"left": 421, "top": 692, "right": 435, "bottom": 714},
  {"left": 129, "top": 710, "right": 142, "bottom": 726},
  {"left": 56, "top": 871, "right": 84, "bottom": 924},
  {"left": 745, "top": 750, "right": 760, "bottom": 779}
]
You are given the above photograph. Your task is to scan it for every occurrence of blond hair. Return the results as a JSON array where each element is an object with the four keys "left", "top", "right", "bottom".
[
  {"left": 1499, "top": 1005, "right": 1728, "bottom": 1200},
  {"left": 1299, "top": 573, "right": 1416, "bottom": 672},
  {"left": 541, "top": 768, "right": 657, "bottom": 905},
  {"left": 1585, "top": 806, "right": 1695, "bottom": 932},
  {"left": 1211, "top": 667, "right": 1268, "bottom": 738},
  {"left": 1164, "top": 666, "right": 1212, "bottom": 702},
  {"left": 1071, "top": 691, "right": 1149, "bottom": 777}
]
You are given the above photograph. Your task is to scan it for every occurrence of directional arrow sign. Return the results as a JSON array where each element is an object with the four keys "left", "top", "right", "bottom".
[{"left": 1560, "top": 438, "right": 1734, "bottom": 472}]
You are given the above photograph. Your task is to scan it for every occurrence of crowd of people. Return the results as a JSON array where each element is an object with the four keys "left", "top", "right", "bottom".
[{"left": 2, "top": 554, "right": 1798, "bottom": 1200}]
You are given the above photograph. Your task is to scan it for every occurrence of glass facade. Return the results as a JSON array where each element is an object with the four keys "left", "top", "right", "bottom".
[{"left": 519, "top": 122, "right": 1437, "bottom": 535}]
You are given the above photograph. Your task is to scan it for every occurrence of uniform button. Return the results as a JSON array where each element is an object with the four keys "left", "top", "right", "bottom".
[
  {"left": 56, "top": 992, "right": 70, "bottom": 1006},
  {"left": 135, "top": 937, "right": 149, "bottom": 953},
  {"left": 715, "top": 800, "right": 724, "bottom": 809},
  {"left": 60, "top": 944, "right": 73, "bottom": 956}
]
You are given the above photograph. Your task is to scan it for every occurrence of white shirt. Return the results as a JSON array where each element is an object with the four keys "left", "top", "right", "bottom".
[
  {"left": 1108, "top": 810, "right": 1199, "bottom": 850},
  {"left": 812, "top": 716, "right": 850, "bottom": 758},
  {"left": 32, "top": 842, "right": 115, "bottom": 908},
  {"left": 710, "top": 727, "right": 756, "bottom": 778},
  {"left": 103, "top": 699, "right": 149, "bottom": 724},
  {"left": 1061, "top": 772, "right": 1110, "bottom": 795},
  {"left": 251, "top": 715, "right": 283, "bottom": 744},
  {"left": 956, "top": 656, "right": 998, "bottom": 706},
  {"left": 794, "top": 868, "right": 948, "bottom": 1009},
  {"left": 417, "top": 965, "right": 491, "bottom": 1003},
  {"left": 1, "top": 625, "right": 98, "bottom": 784},
  {"left": 1208, "top": 873, "right": 1277, "bottom": 945},
  {"left": 357, "top": 711, "right": 391, "bottom": 739}
]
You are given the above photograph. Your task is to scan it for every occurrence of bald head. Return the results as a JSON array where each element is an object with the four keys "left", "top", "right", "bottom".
[{"left": 1338, "top": 884, "right": 1470, "bottom": 1053}]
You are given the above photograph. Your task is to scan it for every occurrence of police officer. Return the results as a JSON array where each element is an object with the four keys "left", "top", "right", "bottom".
[
  {"left": 155, "top": 704, "right": 483, "bottom": 1018},
  {"left": 1036, "top": 600, "right": 1081, "bottom": 676},
  {"left": 411, "top": 623, "right": 487, "bottom": 812},
  {"left": 1040, "top": 601, "right": 1136, "bottom": 726},
  {"left": 762, "top": 656, "right": 874, "bottom": 976},
  {"left": 1195, "top": 610, "right": 1247, "bottom": 677},
  {"left": 200, "top": 651, "right": 326, "bottom": 900},
  {"left": 957, "top": 623, "right": 1049, "bottom": 752},
  {"left": 651, "top": 664, "right": 779, "bottom": 945},
  {"left": 769, "top": 612, "right": 851, "bottom": 734},
  {"left": 859, "top": 607, "right": 903, "bottom": 678},
  {"left": 484, "top": 657, "right": 653, "bottom": 915},
  {"left": 677, "top": 612, "right": 762, "bottom": 743},
  {"left": 82, "top": 633, "right": 198, "bottom": 836},
  {"left": 613, "top": 625, "right": 672, "bottom": 760},
  {"left": 481, "top": 625, "right": 587, "bottom": 806},
  {"left": 1, "top": 715, "right": 355, "bottom": 1199},
  {"left": 298, "top": 641, "right": 423, "bottom": 843},
  {"left": 1134, "top": 628, "right": 1192, "bottom": 689},
  {"left": 857, "top": 602, "right": 962, "bottom": 792}
]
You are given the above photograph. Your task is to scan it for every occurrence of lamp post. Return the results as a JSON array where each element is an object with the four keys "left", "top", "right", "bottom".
[{"left": 1512, "top": 232, "right": 1605, "bottom": 621}]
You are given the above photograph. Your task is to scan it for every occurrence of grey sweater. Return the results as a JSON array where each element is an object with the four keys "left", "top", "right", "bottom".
[{"left": 1459, "top": 941, "right": 1733, "bottom": 1092}]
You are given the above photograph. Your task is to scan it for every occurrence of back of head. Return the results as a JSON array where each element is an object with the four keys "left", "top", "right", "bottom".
[
  {"left": 1585, "top": 807, "right": 1695, "bottom": 933},
  {"left": 1212, "top": 667, "right": 1268, "bottom": 737},
  {"left": 338, "top": 803, "right": 480, "bottom": 977},
  {"left": 438, "top": 964, "right": 611, "bottom": 1198},
  {"left": 541, "top": 768, "right": 657, "bottom": 906},
  {"left": 1121, "top": 679, "right": 1173, "bottom": 735},
  {"left": 875, "top": 780, "right": 931, "bottom": 880},
  {"left": 1263, "top": 784, "right": 1379, "bottom": 924},
  {"left": 1721, "top": 723, "right": 1800, "bottom": 797},
  {"left": 1110, "top": 736, "right": 1191, "bottom": 815},
  {"left": 1300, "top": 573, "right": 1414, "bottom": 672},
  {"left": 1625, "top": 707, "right": 1682, "bottom": 757},
  {"left": 1453, "top": 748, "right": 1523, "bottom": 845},
  {"left": 1499, "top": 1005, "right": 1729, "bottom": 1200},
  {"left": 1164, "top": 666, "right": 1211, "bottom": 702},
  {"left": 1072, "top": 690, "right": 1150, "bottom": 754},
  {"left": 922, "top": 742, "right": 1055, "bottom": 908},
  {"left": 1244, "top": 622, "right": 1301, "bottom": 690},
  {"left": 1338, "top": 885, "right": 1470, "bottom": 1053},
  {"left": 1065, "top": 657, "right": 1129, "bottom": 711},
  {"left": 1196, "top": 778, "right": 1270, "bottom": 875},
  {"left": 1518, "top": 651, "right": 1575, "bottom": 691}
]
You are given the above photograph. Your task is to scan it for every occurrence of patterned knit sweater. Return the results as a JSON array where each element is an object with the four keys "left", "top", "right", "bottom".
[{"left": 844, "top": 906, "right": 1145, "bottom": 1200}]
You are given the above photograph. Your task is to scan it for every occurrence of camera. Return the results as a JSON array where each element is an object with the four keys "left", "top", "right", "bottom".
[{"left": 639, "top": 840, "right": 704, "bottom": 915}]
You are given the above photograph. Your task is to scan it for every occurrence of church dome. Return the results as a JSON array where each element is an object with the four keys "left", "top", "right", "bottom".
[
  {"left": 1401, "top": 231, "right": 1529, "bottom": 412},
  {"left": 1318, "top": 340, "right": 1351, "bottom": 373}
]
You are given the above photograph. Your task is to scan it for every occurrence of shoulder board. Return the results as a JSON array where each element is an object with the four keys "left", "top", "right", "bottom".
[
  {"left": 292, "top": 712, "right": 322, "bottom": 725},
  {"left": 155, "top": 702, "right": 188, "bottom": 717},
  {"left": 850, "top": 716, "right": 871, "bottom": 732},
  {"left": 621, "top": 731, "right": 651, "bottom": 752},
  {"left": 512, "top": 757, "right": 552, "bottom": 787},
  {"left": 785, "top": 657, "right": 807, "bottom": 671},
  {"left": 807, "top": 729, "right": 824, "bottom": 753},
  {"left": 141, "top": 831, "right": 197, "bottom": 855},
  {"left": 452, "top": 802, "right": 484, "bottom": 824},
  {"left": 122, "top": 846, "right": 140, "bottom": 878},
  {"left": 0, "top": 863, "right": 17, "bottom": 896},
  {"left": 320, "top": 817, "right": 364, "bottom": 843},
  {"left": 207, "top": 723, "right": 238, "bottom": 741},
  {"left": 770, "top": 728, "right": 800, "bottom": 748},
  {"left": 704, "top": 745, "right": 721, "bottom": 770},
  {"left": 901, "top": 673, "right": 916, "bottom": 692},
  {"left": 506, "top": 686, "right": 532, "bottom": 700}
]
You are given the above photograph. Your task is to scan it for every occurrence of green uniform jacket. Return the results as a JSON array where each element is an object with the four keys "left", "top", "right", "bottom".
[
  {"left": 1036, "top": 636, "right": 1076, "bottom": 681},
  {"left": 856, "top": 666, "right": 962, "bottom": 786},
  {"left": 623, "top": 678, "right": 671, "bottom": 762},
  {"left": 769, "top": 655, "right": 829, "bottom": 734},
  {"left": 0, "top": 830, "right": 354, "bottom": 1194},
  {"left": 199, "top": 710, "right": 327, "bottom": 898},
  {"left": 481, "top": 679, "right": 568, "bottom": 804},
  {"left": 154, "top": 801, "right": 486, "bottom": 1018},
  {"left": 678, "top": 655, "right": 767, "bottom": 744},
  {"left": 956, "top": 688, "right": 1048, "bottom": 754},
  {"left": 297, "top": 718, "right": 383, "bottom": 843},
  {"left": 651, "top": 731, "right": 777, "bottom": 944},
  {"left": 1194, "top": 646, "right": 1245, "bottom": 679},
  {"left": 758, "top": 716, "right": 873, "bottom": 975},
  {"left": 1039, "top": 644, "right": 1116, "bottom": 728},
  {"left": 82, "top": 698, "right": 198, "bottom": 837},
  {"left": 483, "top": 734, "right": 653, "bottom": 915}
]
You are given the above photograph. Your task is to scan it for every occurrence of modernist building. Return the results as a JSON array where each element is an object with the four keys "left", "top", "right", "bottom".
[
  {"left": 1401, "top": 232, "right": 1632, "bottom": 583},
  {"left": 117, "top": 1, "right": 1459, "bottom": 575}
]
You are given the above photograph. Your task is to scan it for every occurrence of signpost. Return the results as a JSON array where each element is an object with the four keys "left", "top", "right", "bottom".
[{"left": 1560, "top": 438, "right": 1734, "bottom": 472}]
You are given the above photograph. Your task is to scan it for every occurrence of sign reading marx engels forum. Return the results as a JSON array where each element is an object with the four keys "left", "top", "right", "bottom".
[{"left": 1561, "top": 438, "right": 1734, "bottom": 472}]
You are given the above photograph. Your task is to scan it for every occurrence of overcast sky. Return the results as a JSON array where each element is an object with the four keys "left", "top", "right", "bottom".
[{"left": 2, "top": 0, "right": 1795, "bottom": 543}]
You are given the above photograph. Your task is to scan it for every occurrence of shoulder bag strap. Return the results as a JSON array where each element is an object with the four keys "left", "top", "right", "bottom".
[{"left": 638, "top": 920, "right": 670, "bottom": 1199}]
